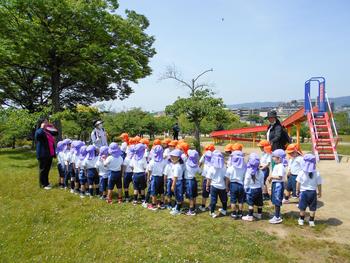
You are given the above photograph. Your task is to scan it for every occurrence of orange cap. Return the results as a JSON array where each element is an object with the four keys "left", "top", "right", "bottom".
[
  {"left": 162, "top": 138, "right": 171, "bottom": 145},
  {"left": 177, "top": 142, "right": 189, "bottom": 155},
  {"left": 153, "top": 139, "right": 162, "bottom": 146},
  {"left": 263, "top": 145, "right": 272, "bottom": 154},
  {"left": 257, "top": 140, "right": 270, "bottom": 147},
  {"left": 285, "top": 143, "right": 302, "bottom": 154},
  {"left": 120, "top": 133, "right": 129, "bottom": 142},
  {"left": 133, "top": 136, "right": 141, "bottom": 143},
  {"left": 140, "top": 138, "right": 150, "bottom": 145},
  {"left": 178, "top": 139, "right": 185, "bottom": 144},
  {"left": 204, "top": 144, "right": 215, "bottom": 152},
  {"left": 168, "top": 140, "right": 178, "bottom": 147},
  {"left": 235, "top": 143, "right": 243, "bottom": 151},
  {"left": 224, "top": 143, "right": 234, "bottom": 152}
]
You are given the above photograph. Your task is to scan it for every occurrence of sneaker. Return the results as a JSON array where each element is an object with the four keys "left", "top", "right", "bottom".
[
  {"left": 253, "top": 213, "right": 262, "bottom": 220},
  {"left": 43, "top": 185, "right": 52, "bottom": 190},
  {"left": 74, "top": 190, "right": 79, "bottom": 195},
  {"left": 147, "top": 204, "right": 158, "bottom": 211},
  {"left": 166, "top": 204, "right": 173, "bottom": 210},
  {"left": 218, "top": 208, "right": 227, "bottom": 216},
  {"left": 80, "top": 194, "right": 85, "bottom": 199},
  {"left": 64, "top": 186, "right": 68, "bottom": 190},
  {"left": 309, "top": 221, "right": 315, "bottom": 227},
  {"left": 86, "top": 192, "right": 91, "bottom": 196},
  {"left": 237, "top": 213, "right": 243, "bottom": 218},
  {"left": 170, "top": 209, "right": 181, "bottom": 216},
  {"left": 106, "top": 199, "right": 113, "bottom": 204},
  {"left": 99, "top": 196, "right": 106, "bottom": 200},
  {"left": 242, "top": 215, "right": 254, "bottom": 222},
  {"left": 269, "top": 216, "right": 283, "bottom": 224},
  {"left": 298, "top": 219, "right": 304, "bottom": 226},
  {"left": 209, "top": 212, "right": 217, "bottom": 218},
  {"left": 132, "top": 200, "right": 138, "bottom": 206},
  {"left": 70, "top": 189, "right": 74, "bottom": 194},
  {"left": 282, "top": 199, "right": 289, "bottom": 204},
  {"left": 142, "top": 202, "right": 148, "bottom": 208},
  {"left": 186, "top": 210, "right": 196, "bottom": 216},
  {"left": 231, "top": 213, "right": 238, "bottom": 219},
  {"left": 198, "top": 206, "right": 207, "bottom": 212}
]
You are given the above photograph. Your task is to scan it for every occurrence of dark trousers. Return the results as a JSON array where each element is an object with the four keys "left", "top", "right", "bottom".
[
  {"left": 173, "top": 132, "right": 179, "bottom": 140},
  {"left": 38, "top": 157, "right": 53, "bottom": 187}
]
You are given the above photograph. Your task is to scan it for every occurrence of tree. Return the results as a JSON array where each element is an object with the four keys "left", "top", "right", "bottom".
[
  {"left": 0, "top": 0, "right": 156, "bottom": 136},
  {"left": 166, "top": 89, "right": 226, "bottom": 152}
]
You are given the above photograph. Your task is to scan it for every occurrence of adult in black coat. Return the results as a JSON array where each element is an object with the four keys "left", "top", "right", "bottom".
[
  {"left": 34, "top": 118, "right": 58, "bottom": 189},
  {"left": 266, "top": 110, "right": 286, "bottom": 151}
]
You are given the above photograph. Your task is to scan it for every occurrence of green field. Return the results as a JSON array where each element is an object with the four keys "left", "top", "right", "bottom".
[{"left": 1, "top": 149, "right": 349, "bottom": 262}]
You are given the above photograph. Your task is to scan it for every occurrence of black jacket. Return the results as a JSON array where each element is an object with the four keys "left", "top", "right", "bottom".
[
  {"left": 34, "top": 128, "right": 57, "bottom": 159},
  {"left": 267, "top": 119, "right": 285, "bottom": 151}
]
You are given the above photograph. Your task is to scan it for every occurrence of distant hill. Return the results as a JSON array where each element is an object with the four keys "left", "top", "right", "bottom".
[{"left": 227, "top": 96, "right": 350, "bottom": 109}]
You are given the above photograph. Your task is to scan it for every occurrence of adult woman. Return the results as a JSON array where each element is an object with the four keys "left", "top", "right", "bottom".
[
  {"left": 34, "top": 118, "right": 58, "bottom": 189},
  {"left": 266, "top": 110, "right": 286, "bottom": 151}
]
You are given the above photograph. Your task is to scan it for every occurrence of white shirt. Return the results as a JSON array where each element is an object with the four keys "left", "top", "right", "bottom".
[
  {"left": 172, "top": 163, "right": 184, "bottom": 181},
  {"left": 225, "top": 166, "right": 246, "bottom": 185},
  {"left": 63, "top": 151, "right": 73, "bottom": 166},
  {"left": 260, "top": 153, "right": 272, "bottom": 166},
  {"left": 271, "top": 163, "right": 286, "bottom": 183},
  {"left": 83, "top": 156, "right": 98, "bottom": 169},
  {"left": 121, "top": 142, "right": 128, "bottom": 152},
  {"left": 163, "top": 148, "right": 171, "bottom": 159},
  {"left": 130, "top": 157, "right": 148, "bottom": 173},
  {"left": 147, "top": 159, "right": 167, "bottom": 176},
  {"left": 184, "top": 165, "right": 201, "bottom": 180},
  {"left": 95, "top": 158, "right": 109, "bottom": 178},
  {"left": 244, "top": 170, "right": 264, "bottom": 189},
  {"left": 91, "top": 128, "right": 108, "bottom": 148},
  {"left": 57, "top": 152, "right": 65, "bottom": 166},
  {"left": 163, "top": 163, "right": 173, "bottom": 179},
  {"left": 104, "top": 155, "right": 123, "bottom": 172},
  {"left": 122, "top": 157, "right": 133, "bottom": 173},
  {"left": 296, "top": 171, "right": 322, "bottom": 191},
  {"left": 199, "top": 155, "right": 205, "bottom": 165},
  {"left": 288, "top": 156, "right": 303, "bottom": 175},
  {"left": 206, "top": 166, "right": 227, "bottom": 190}
]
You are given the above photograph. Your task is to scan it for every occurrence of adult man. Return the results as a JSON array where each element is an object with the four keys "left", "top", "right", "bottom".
[
  {"left": 91, "top": 119, "right": 108, "bottom": 148},
  {"left": 172, "top": 123, "right": 180, "bottom": 140}
]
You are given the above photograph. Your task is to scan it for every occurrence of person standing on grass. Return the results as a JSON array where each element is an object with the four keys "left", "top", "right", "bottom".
[
  {"left": 184, "top": 150, "right": 201, "bottom": 216},
  {"left": 91, "top": 119, "right": 108, "bottom": 149},
  {"left": 172, "top": 123, "right": 180, "bottom": 140},
  {"left": 34, "top": 117, "right": 58, "bottom": 189},
  {"left": 266, "top": 110, "right": 285, "bottom": 151}
]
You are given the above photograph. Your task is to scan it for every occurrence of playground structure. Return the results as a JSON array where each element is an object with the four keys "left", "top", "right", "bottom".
[{"left": 211, "top": 77, "right": 339, "bottom": 162}]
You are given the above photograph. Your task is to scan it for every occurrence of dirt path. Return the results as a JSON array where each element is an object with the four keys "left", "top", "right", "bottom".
[{"left": 207, "top": 145, "right": 350, "bottom": 244}]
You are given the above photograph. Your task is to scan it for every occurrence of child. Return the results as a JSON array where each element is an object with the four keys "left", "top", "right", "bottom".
[
  {"left": 78, "top": 145, "right": 88, "bottom": 198},
  {"left": 119, "top": 133, "right": 129, "bottom": 159},
  {"left": 72, "top": 141, "right": 85, "bottom": 194},
  {"left": 95, "top": 146, "right": 109, "bottom": 200},
  {"left": 184, "top": 150, "right": 201, "bottom": 216},
  {"left": 225, "top": 150, "right": 247, "bottom": 219},
  {"left": 198, "top": 150, "right": 213, "bottom": 212},
  {"left": 105, "top": 142, "right": 124, "bottom": 204},
  {"left": 283, "top": 144, "right": 303, "bottom": 203},
  {"left": 267, "top": 149, "right": 288, "bottom": 224},
  {"left": 147, "top": 145, "right": 167, "bottom": 210},
  {"left": 296, "top": 154, "right": 322, "bottom": 227},
  {"left": 242, "top": 153, "right": 264, "bottom": 221},
  {"left": 169, "top": 149, "right": 184, "bottom": 216},
  {"left": 56, "top": 141, "right": 66, "bottom": 189},
  {"left": 63, "top": 139, "right": 73, "bottom": 190},
  {"left": 162, "top": 138, "right": 172, "bottom": 159},
  {"left": 258, "top": 140, "right": 272, "bottom": 200},
  {"left": 83, "top": 145, "right": 99, "bottom": 198},
  {"left": 206, "top": 150, "right": 228, "bottom": 218},
  {"left": 122, "top": 145, "right": 135, "bottom": 202},
  {"left": 130, "top": 143, "right": 148, "bottom": 205},
  {"left": 164, "top": 159, "right": 174, "bottom": 210}
]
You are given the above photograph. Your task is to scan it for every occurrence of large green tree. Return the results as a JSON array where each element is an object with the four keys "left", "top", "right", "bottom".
[{"left": 0, "top": 0, "right": 155, "bottom": 135}]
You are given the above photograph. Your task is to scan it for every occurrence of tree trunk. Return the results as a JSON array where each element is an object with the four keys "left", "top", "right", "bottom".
[
  {"left": 12, "top": 137, "right": 16, "bottom": 149},
  {"left": 50, "top": 54, "right": 62, "bottom": 141},
  {"left": 194, "top": 119, "right": 201, "bottom": 153}
]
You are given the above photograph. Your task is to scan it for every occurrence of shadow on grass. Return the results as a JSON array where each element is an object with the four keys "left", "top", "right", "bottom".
[{"left": 283, "top": 210, "right": 343, "bottom": 227}]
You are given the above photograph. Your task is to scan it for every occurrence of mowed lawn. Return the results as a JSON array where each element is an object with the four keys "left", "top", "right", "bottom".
[{"left": 1, "top": 149, "right": 350, "bottom": 263}]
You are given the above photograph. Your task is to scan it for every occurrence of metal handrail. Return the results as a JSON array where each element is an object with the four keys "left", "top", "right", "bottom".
[
  {"left": 308, "top": 93, "right": 318, "bottom": 140},
  {"left": 325, "top": 92, "right": 339, "bottom": 138}
]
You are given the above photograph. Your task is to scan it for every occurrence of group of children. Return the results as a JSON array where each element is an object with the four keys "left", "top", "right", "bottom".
[{"left": 55, "top": 134, "right": 322, "bottom": 226}]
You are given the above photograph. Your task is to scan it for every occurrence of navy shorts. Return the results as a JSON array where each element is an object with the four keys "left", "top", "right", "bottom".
[
  {"left": 166, "top": 178, "right": 174, "bottom": 197},
  {"left": 123, "top": 172, "right": 133, "bottom": 189},
  {"left": 99, "top": 177, "right": 108, "bottom": 192},
  {"left": 75, "top": 168, "right": 81, "bottom": 182},
  {"left": 79, "top": 169, "right": 87, "bottom": 185},
  {"left": 150, "top": 176, "right": 164, "bottom": 196},
  {"left": 133, "top": 172, "right": 146, "bottom": 191},
  {"left": 202, "top": 178, "right": 210, "bottom": 198},
  {"left": 286, "top": 174, "right": 297, "bottom": 195},
  {"left": 261, "top": 168, "right": 270, "bottom": 185},
  {"left": 299, "top": 190, "right": 317, "bottom": 211},
  {"left": 108, "top": 170, "right": 122, "bottom": 190},
  {"left": 87, "top": 168, "right": 99, "bottom": 185},
  {"left": 246, "top": 188, "right": 263, "bottom": 206},
  {"left": 210, "top": 186, "right": 227, "bottom": 206},
  {"left": 229, "top": 182, "right": 245, "bottom": 204},
  {"left": 58, "top": 164, "right": 65, "bottom": 178},
  {"left": 185, "top": 178, "right": 198, "bottom": 199},
  {"left": 271, "top": 182, "right": 284, "bottom": 206},
  {"left": 174, "top": 180, "right": 184, "bottom": 202}
]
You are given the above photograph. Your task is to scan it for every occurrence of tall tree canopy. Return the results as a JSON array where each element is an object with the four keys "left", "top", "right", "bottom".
[{"left": 0, "top": 0, "right": 156, "bottom": 114}]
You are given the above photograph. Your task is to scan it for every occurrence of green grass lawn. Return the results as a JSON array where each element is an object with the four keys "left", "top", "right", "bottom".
[{"left": 1, "top": 149, "right": 349, "bottom": 262}]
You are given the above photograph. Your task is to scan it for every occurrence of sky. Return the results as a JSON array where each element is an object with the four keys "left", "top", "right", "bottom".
[{"left": 99, "top": 0, "right": 350, "bottom": 112}]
